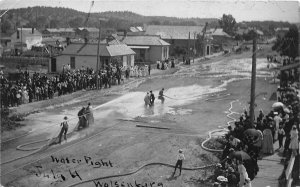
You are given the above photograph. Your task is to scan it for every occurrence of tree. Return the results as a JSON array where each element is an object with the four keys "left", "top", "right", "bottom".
[
  {"left": 243, "top": 30, "right": 257, "bottom": 41},
  {"left": 49, "top": 19, "right": 60, "bottom": 28},
  {"left": 1, "top": 19, "right": 13, "bottom": 33},
  {"left": 272, "top": 25, "right": 299, "bottom": 60},
  {"left": 68, "top": 17, "right": 83, "bottom": 28},
  {"left": 219, "top": 14, "right": 236, "bottom": 36},
  {"left": 149, "top": 19, "right": 161, "bottom": 25},
  {"left": 36, "top": 16, "right": 48, "bottom": 29}
]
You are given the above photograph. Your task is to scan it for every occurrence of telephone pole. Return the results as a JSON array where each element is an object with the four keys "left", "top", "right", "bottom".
[
  {"left": 249, "top": 34, "right": 257, "bottom": 127},
  {"left": 96, "top": 18, "right": 107, "bottom": 89},
  {"left": 96, "top": 19, "right": 101, "bottom": 89},
  {"left": 193, "top": 32, "right": 195, "bottom": 63}
]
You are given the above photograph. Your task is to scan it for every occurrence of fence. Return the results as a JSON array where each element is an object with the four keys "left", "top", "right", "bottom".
[
  {"left": 286, "top": 155, "right": 296, "bottom": 187},
  {"left": 285, "top": 145, "right": 300, "bottom": 187}
]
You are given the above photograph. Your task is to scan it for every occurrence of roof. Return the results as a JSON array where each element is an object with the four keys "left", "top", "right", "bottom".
[
  {"left": 117, "top": 35, "right": 170, "bottom": 46},
  {"left": 255, "top": 29, "right": 264, "bottom": 35},
  {"left": 235, "top": 28, "right": 264, "bottom": 36},
  {"left": 61, "top": 43, "right": 135, "bottom": 57},
  {"left": 275, "top": 27, "right": 289, "bottom": 32},
  {"left": 14, "top": 28, "right": 42, "bottom": 36},
  {"left": 77, "top": 27, "right": 99, "bottom": 32},
  {"left": 145, "top": 25, "right": 204, "bottom": 40},
  {"left": 136, "top": 27, "right": 143, "bottom": 32},
  {"left": 209, "top": 28, "right": 231, "bottom": 37},
  {"left": 46, "top": 28, "right": 75, "bottom": 33},
  {"left": 130, "top": 27, "right": 139, "bottom": 32}
]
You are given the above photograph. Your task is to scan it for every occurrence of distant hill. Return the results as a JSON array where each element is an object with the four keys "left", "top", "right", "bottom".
[
  {"left": 0, "top": 6, "right": 295, "bottom": 36},
  {"left": 0, "top": 6, "right": 219, "bottom": 34}
]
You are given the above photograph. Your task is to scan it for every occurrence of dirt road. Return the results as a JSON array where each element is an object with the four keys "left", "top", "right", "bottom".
[{"left": 1, "top": 47, "right": 279, "bottom": 187}]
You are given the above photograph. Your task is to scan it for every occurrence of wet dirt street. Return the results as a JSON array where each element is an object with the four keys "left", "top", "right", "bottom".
[{"left": 1, "top": 50, "right": 279, "bottom": 187}]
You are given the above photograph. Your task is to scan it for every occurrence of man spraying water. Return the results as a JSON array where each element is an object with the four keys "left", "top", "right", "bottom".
[{"left": 158, "top": 88, "right": 165, "bottom": 103}]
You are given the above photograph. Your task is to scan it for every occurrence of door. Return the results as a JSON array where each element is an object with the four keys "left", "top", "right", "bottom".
[
  {"left": 206, "top": 45, "right": 210, "bottom": 56},
  {"left": 122, "top": 55, "right": 127, "bottom": 67},
  {"left": 51, "top": 58, "right": 56, "bottom": 72}
]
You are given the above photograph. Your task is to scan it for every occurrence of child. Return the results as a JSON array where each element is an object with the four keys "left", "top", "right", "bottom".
[{"left": 278, "top": 124, "right": 285, "bottom": 149}]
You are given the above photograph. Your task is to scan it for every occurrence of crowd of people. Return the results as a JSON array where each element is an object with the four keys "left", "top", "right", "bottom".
[
  {"left": 126, "top": 65, "right": 151, "bottom": 78},
  {"left": 0, "top": 63, "right": 152, "bottom": 108},
  {"left": 156, "top": 58, "right": 175, "bottom": 70},
  {"left": 213, "top": 83, "right": 299, "bottom": 186}
]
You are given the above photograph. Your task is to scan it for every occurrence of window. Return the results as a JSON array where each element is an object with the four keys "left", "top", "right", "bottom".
[
  {"left": 163, "top": 47, "right": 168, "bottom": 58},
  {"left": 70, "top": 57, "right": 75, "bottom": 69},
  {"left": 140, "top": 49, "right": 145, "bottom": 60}
]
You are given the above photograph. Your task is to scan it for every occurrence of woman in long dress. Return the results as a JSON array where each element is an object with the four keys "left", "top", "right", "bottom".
[
  {"left": 237, "top": 159, "right": 252, "bottom": 187},
  {"left": 262, "top": 128, "right": 274, "bottom": 154},
  {"left": 289, "top": 125, "right": 299, "bottom": 156}
]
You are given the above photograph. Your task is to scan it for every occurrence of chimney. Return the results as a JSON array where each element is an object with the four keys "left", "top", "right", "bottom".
[{"left": 32, "top": 28, "right": 34, "bottom": 34}]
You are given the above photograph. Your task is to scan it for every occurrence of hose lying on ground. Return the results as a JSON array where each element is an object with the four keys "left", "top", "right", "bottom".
[
  {"left": 66, "top": 162, "right": 217, "bottom": 187},
  {"left": 201, "top": 100, "right": 240, "bottom": 152},
  {"left": 1, "top": 111, "right": 93, "bottom": 165}
]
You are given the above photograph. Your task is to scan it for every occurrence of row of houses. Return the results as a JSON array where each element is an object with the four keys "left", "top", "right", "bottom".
[{"left": 3, "top": 24, "right": 285, "bottom": 73}]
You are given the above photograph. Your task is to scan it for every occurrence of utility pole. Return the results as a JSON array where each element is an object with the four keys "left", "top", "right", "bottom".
[
  {"left": 96, "top": 18, "right": 107, "bottom": 89},
  {"left": 193, "top": 32, "right": 195, "bottom": 63},
  {"left": 249, "top": 34, "right": 257, "bottom": 127},
  {"left": 188, "top": 32, "right": 190, "bottom": 63},
  {"left": 96, "top": 19, "right": 101, "bottom": 90}
]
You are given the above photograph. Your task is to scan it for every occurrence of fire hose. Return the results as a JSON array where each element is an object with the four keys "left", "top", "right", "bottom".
[
  {"left": 1, "top": 111, "right": 94, "bottom": 165},
  {"left": 201, "top": 100, "right": 240, "bottom": 152},
  {"left": 66, "top": 163, "right": 217, "bottom": 187}
]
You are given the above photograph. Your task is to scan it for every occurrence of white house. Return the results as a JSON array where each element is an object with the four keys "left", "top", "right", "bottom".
[{"left": 52, "top": 42, "right": 135, "bottom": 72}]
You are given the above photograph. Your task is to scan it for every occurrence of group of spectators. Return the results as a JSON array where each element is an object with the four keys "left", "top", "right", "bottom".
[
  {"left": 126, "top": 65, "right": 151, "bottom": 78},
  {"left": 213, "top": 84, "right": 299, "bottom": 186},
  {"left": 156, "top": 58, "right": 175, "bottom": 70},
  {"left": 0, "top": 63, "right": 145, "bottom": 108}
]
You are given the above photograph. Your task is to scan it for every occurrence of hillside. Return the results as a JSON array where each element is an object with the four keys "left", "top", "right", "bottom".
[{"left": 0, "top": 6, "right": 219, "bottom": 34}]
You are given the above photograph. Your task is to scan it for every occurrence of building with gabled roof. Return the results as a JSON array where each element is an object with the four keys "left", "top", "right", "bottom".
[
  {"left": 144, "top": 25, "right": 211, "bottom": 56},
  {"left": 145, "top": 25, "right": 204, "bottom": 40},
  {"left": 208, "top": 28, "right": 231, "bottom": 38},
  {"left": 42, "top": 28, "right": 76, "bottom": 38},
  {"left": 11, "top": 28, "right": 42, "bottom": 50},
  {"left": 75, "top": 27, "right": 100, "bottom": 39},
  {"left": 117, "top": 35, "right": 170, "bottom": 63},
  {"left": 52, "top": 42, "right": 135, "bottom": 72}
]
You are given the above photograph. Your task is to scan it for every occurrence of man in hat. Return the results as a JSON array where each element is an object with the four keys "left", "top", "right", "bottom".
[
  {"left": 158, "top": 88, "right": 165, "bottom": 103},
  {"left": 173, "top": 149, "right": 185, "bottom": 176},
  {"left": 58, "top": 116, "right": 69, "bottom": 144},
  {"left": 149, "top": 91, "right": 155, "bottom": 106}
]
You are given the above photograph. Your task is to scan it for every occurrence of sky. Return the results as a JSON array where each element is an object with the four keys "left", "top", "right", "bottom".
[{"left": 0, "top": 0, "right": 299, "bottom": 23}]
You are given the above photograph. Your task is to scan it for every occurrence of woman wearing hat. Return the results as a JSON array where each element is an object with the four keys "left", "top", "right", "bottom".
[
  {"left": 173, "top": 149, "right": 185, "bottom": 176},
  {"left": 58, "top": 116, "right": 69, "bottom": 144},
  {"left": 289, "top": 125, "right": 299, "bottom": 156},
  {"left": 237, "top": 158, "right": 252, "bottom": 187}
]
